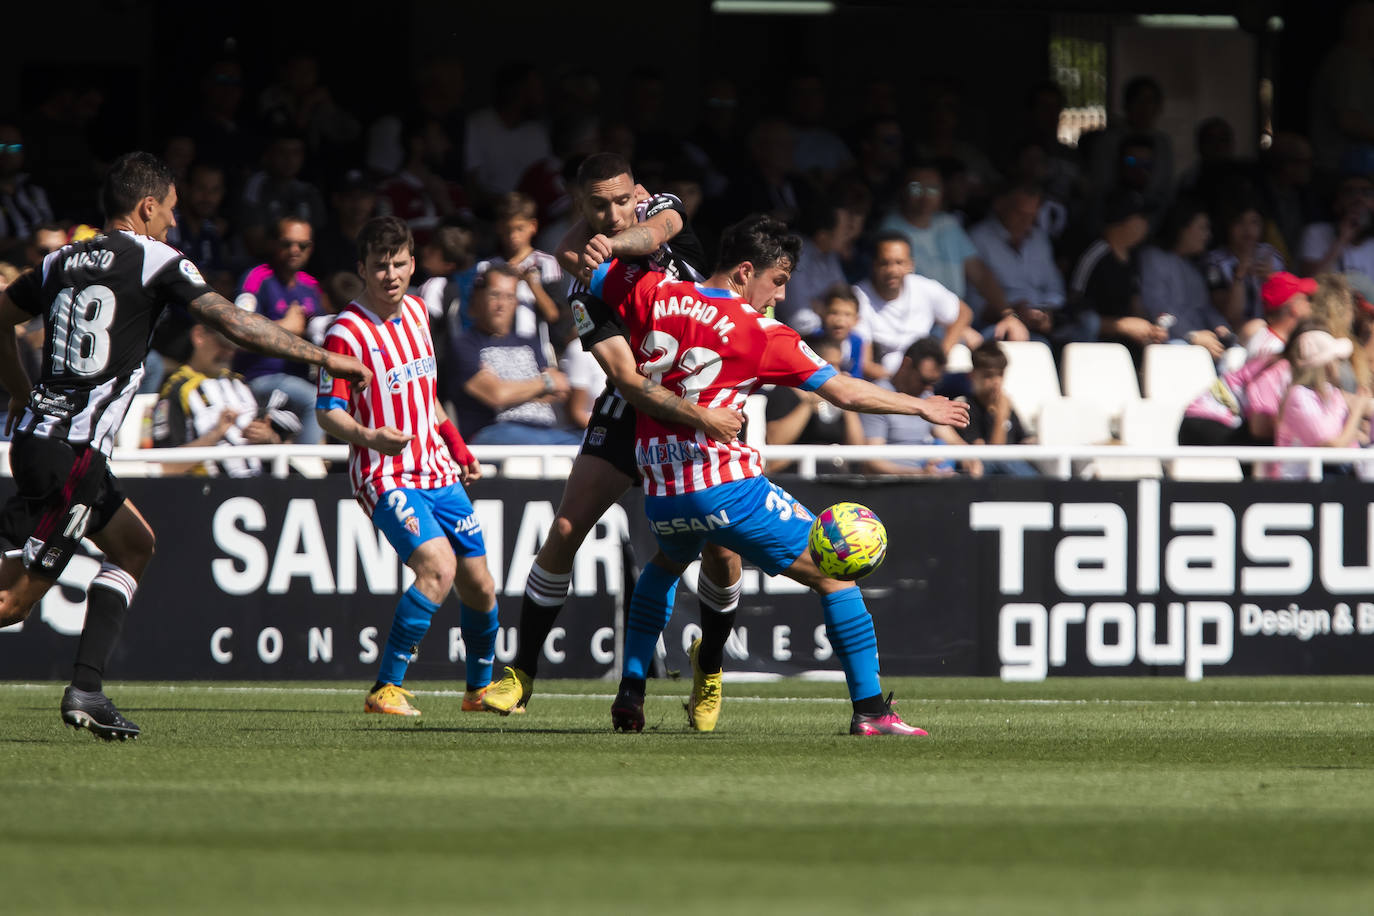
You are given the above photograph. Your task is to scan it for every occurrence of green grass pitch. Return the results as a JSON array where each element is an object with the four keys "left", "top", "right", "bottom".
[{"left": 4, "top": 677, "right": 1373, "bottom": 915}]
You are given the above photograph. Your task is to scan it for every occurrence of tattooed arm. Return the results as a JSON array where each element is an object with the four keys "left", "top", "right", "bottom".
[
  {"left": 188, "top": 291, "right": 372, "bottom": 388},
  {"left": 589, "top": 334, "right": 741, "bottom": 444}
]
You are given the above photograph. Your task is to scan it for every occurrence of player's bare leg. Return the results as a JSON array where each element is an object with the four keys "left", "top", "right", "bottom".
[
  {"left": 780, "top": 547, "right": 927, "bottom": 737},
  {"left": 485, "top": 453, "right": 632, "bottom": 713},
  {"left": 62, "top": 500, "right": 156, "bottom": 740},
  {"left": 0, "top": 557, "right": 58, "bottom": 628}
]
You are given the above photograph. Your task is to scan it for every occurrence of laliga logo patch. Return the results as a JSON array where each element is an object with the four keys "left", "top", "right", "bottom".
[
  {"left": 797, "top": 339, "right": 826, "bottom": 368},
  {"left": 179, "top": 259, "right": 207, "bottom": 286},
  {"left": 573, "top": 300, "right": 594, "bottom": 335}
]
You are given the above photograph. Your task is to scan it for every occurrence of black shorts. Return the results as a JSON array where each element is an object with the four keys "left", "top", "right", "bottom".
[
  {"left": 579, "top": 387, "right": 640, "bottom": 481},
  {"left": 0, "top": 433, "right": 125, "bottom": 578}
]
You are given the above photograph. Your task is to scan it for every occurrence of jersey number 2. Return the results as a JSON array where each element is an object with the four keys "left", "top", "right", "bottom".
[
  {"left": 638, "top": 330, "right": 722, "bottom": 404},
  {"left": 51, "top": 285, "right": 116, "bottom": 376}
]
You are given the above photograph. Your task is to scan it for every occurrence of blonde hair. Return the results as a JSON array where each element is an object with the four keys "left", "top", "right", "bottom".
[{"left": 1310, "top": 274, "right": 1355, "bottom": 338}]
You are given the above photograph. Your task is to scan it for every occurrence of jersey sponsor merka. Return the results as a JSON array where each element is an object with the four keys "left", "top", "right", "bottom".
[
  {"left": 317, "top": 294, "right": 460, "bottom": 513},
  {"left": 5, "top": 230, "right": 209, "bottom": 455},
  {"left": 588, "top": 260, "right": 835, "bottom": 496}
]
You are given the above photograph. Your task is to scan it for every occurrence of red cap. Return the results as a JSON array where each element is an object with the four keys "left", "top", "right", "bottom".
[{"left": 1260, "top": 272, "right": 1317, "bottom": 312}]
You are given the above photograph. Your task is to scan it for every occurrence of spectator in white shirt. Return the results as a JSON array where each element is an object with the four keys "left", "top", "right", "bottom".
[
  {"left": 968, "top": 182, "right": 1065, "bottom": 342},
  {"left": 464, "top": 63, "right": 551, "bottom": 206},
  {"left": 1299, "top": 173, "right": 1374, "bottom": 284},
  {"left": 853, "top": 233, "right": 976, "bottom": 380}
]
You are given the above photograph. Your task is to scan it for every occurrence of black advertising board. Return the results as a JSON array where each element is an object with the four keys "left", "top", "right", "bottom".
[{"left": 1, "top": 475, "right": 1369, "bottom": 681}]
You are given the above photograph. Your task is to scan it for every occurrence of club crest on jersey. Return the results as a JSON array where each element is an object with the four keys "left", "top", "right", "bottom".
[
  {"left": 385, "top": 355, "right": 436, "bottom": 392},
  {"left": 403, "top": 517, "right": 420, "bottom": 536},
  {"left": 179, "top": 259, "right": 207, "bottom": 286},
  {"left": 588, "top": 426, "right": 606, "bottom": 446}
]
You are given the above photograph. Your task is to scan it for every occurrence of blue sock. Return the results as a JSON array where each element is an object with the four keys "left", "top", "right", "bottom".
[
  {"left": 624, "top": 563, "right": 680, "bottom": 680},
  {"left": 460, "top": 603, "right": 499, "bottom": 690},
  {"left": 378, "top": 586, "right": 440, "bottom": 687},
  {"left": 821, "top": 586, "right": 882, "bottom": 702}
]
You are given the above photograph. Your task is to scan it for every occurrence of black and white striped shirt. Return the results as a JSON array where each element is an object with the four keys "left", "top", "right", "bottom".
[{"left": 6, "top": 230, "right": 210, "bottom": 455}]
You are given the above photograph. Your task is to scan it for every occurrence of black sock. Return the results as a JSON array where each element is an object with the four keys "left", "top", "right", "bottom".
[
  {"left": 371, "top": 680, "right": 387, "bottom": 693},
  {"left": 696, "top": 607, "right": 736, "bottom": 673},
  {"left": 72, "top": 587, "right": 129, "bottom": 693},
  {"left": 617, "top": 676, "right": 646, "bottom": 698},
  {"left": 852, "top": 693, "right": 886, "bottom": 716},
  {"left": 513, "top": 593, "right": 565, "bottom": 677}
]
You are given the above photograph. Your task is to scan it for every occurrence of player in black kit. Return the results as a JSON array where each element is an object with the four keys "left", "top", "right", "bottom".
[
  {"left": 481, "top": 153, "right": 743, "bottom": 732},
  {"left": 0, "top": 152, "right": 370, "bottom": 739}
]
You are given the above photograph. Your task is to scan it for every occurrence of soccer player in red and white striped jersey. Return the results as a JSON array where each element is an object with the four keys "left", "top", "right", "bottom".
[
  {"left": 581, "top": 215, "right": 970, "bottom": 736},
  {"left": 316, "top": 216, "right": 503, "bottom": 718}
]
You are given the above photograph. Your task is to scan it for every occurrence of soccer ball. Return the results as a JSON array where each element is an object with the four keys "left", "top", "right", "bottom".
[{"left": 808, "top": 502, "right": 888, "bottom": 580}]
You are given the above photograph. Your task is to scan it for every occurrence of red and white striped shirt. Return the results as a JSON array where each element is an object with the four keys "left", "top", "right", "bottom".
[
  {"left": 591, "top": 262, "right": 835, "bottom": 496},
  {"left": 317, "top": 294, "right": 461, "bottom": 513}
]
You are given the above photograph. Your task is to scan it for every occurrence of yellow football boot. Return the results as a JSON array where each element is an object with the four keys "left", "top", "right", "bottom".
[
  {"left": 686, "top": 638, "right": 723, "bottom": 732},
  {"left": 364, "top": 683, "right": 421, "bottom": 717}
]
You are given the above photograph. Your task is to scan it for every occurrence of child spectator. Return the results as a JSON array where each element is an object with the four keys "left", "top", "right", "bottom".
[
  {"left": 958, "top": 341, "right": 1037, "bottom": 476},
  {"left": 480, "top": 191, "right": 565, "bottom": 359},
  {"left": 813, "top": 284, "right": 864, "bottom": 376}
]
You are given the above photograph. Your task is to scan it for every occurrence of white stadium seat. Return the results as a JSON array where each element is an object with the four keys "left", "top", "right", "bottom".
[
  {"left": 1142, "top": 344, "right": 1217, "bottom": 414},
  {"left": 998, "top": 340, "right": 1061, "bottom": 435},
  {"left": 1036, "top": 396, "right": 1112, "bottom": 478},
  {"left": 1088, "top": 398, "right": 1183, "bottom": 479},
  {"left": 1061, "top": 341, "right": 1140, "bottom": 427},
  {"left": 944, "top": 342, "right": 973, "bottom": 374},
  {"left": 1037, "top": 396, "right": 1112, "bottom": 446}
]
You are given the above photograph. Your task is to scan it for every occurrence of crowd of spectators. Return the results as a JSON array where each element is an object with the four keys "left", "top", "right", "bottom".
[{"left": 3, "top": 21, "right": 1374, "bottom": 477}]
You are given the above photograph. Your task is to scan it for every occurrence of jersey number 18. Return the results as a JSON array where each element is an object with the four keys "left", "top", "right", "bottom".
[{"left": 50, "top": 285, "right": 116, "bottom": 376}]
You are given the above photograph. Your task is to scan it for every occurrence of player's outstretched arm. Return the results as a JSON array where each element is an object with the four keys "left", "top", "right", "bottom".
[
  {"left": 315, "top": 407, "right": 413, "bottom": 456},
  {"left": 189, "top": 291, "right": 372, "bottom": 390},
  {"left": 590, "top": 335, "right": 741, "bottom": 444},
  {"left": 0, "top": 294, "right": 33, "bottom": 435},
  {"left": 815, "top": 373, "right": 970, "bottom": 428}
]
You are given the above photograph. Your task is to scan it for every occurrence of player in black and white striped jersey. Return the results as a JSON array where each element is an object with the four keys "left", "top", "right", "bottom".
[
  {"left": 0, "top": 151, "right": 370, "bottom": 739},
  {"left": 481, "top": 154, "right": 744, "bottom": 730}
]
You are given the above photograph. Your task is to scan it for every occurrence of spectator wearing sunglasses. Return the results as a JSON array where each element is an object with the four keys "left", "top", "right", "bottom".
[
  {"left": 232, "top": 216, "right": 326, "bottom": 442},
  {"left": 0, "top": 122, "right": 54, "bottom": 241},
  {"left": 877, "top": 161, "right": 1019, "bottom": 332}
]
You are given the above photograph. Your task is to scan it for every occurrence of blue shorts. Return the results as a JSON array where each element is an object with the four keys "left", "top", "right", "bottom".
[
  {"left": 372, "top": 484, "right": 486, "bottom": 564},
  {"left": 645, "top": 476, "right": 813, "bottom": 576}
]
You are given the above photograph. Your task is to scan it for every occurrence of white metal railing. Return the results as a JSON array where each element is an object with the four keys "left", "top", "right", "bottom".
[{"left": 0, "top": 442, "right": 1367, "bottom": 483}]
